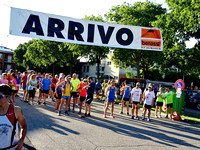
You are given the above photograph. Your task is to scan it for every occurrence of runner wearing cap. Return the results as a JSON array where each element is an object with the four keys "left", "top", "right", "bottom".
[
  {"left": 142, "top": 85, "right": 155, "bottom": 121},
  {"left": 104, "top": 80, "right": 118, "bottom": 118},
  {"left": 131, "top": 82, "right": 142, "bottom": 120},
  {"left": 55, "top": 76, "right": 64, "bottom": 112},
  {"left": 78, "top": 79, "right": 88, "bottom": 114},
  {"left": 51, "top": 75, "right": 58, "bottom": 102},
  {"left": 155, "top": 87, "right": 165, "bottom": 118},
  {"left": 70, "top": 73, "right": 81, "bottom": 113},
  {"left": 57, "top": 76, "right": 73, "bottom": 116},
  {"left": 120, "top": 80, "right": 131, "bottom": 115}
]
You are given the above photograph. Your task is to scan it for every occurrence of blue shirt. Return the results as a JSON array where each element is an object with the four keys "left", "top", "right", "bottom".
[
  {"left": 96, "top": 82, "right": 100, "bottom": 88},
  {"left": 108, "top": 86, "right": 115, "bottom": 101},
  {"left": 17, "top": 76, "right": 22, "bottom": 84},
  {"left": 123, "top": 86, "right": 130, "bottom": 98},
  {"left": 42, "top": 78, "right": 51, "bottom": 90},
  {"left": 87, "top": 82, "right": 95, "bottom": 98}
]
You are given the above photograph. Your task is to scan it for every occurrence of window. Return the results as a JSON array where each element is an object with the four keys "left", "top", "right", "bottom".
[
  {"left": 0, "top": 53, "right": 2, "bottom": 59},
  {"left": 102, "top": 67, "right": 104, "bottom": 71},
  {"left": 6, "top": 64, "right": 11, "bottom": 70},
  {"left": 87, "top": 66, "right": 89, "bottom": 72},
  {"left": 7, "top": 55, "right": 12, "bottom": 63}
]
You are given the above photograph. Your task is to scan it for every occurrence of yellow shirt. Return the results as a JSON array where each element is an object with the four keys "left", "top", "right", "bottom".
[{"left": 63, "top": 81, "right": 71, "bottom": 96}]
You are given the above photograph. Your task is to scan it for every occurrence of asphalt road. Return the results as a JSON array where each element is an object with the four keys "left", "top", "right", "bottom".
[{"left": 15, "top": 90, "right": 200, "bottom": 150}]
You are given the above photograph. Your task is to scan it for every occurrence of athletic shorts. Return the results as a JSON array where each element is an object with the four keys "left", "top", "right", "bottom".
[
  {"left": 51, "top": 87, "right": 55, "bottom": 92},
  {"left": 42, "top": 90, "right": 49, "bottom": 94},
  {"left": 156, "top": 102, "right": 163, "bottom": 107},
  {"left": 96, "top": 88, "right": 100, "bottom": 91},
  {"left": 62, "top": 96, "right": 70, "bottom": 100},
  {"left": 71, "top": 92, "right": 79, "bottom": 98},
  {"left": 108, "top": 98, "right": 115, "bottom": 103},
  {"left": 123, "top": 97, "right": 130, "bottom": 102},
  {"left": 55, "top": 93, "right": 62, "bottom": 99},
  {"left": 80, "top": 96, "right": 86, "bottom": 102},
  {"left": 144, "top": 104, "right": 152, "bottom": 109},
  {"left": 22, "top": 87, "right": 26, "bottom": 90},
  {"left": 85, "top": 97, "right": 93, "bottom": 104},
  {"left": 167, "top": 103, "right": 173, "bottom": 108},
  {"left": 133, "top": 101, "right": 140, "bottom": 105},
  {"left": 11, "top": 90, "right": 18, "bottom": 94}
]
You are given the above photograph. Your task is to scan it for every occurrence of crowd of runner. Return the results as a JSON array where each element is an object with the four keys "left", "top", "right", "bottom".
[{"left": 0, "top": 69, "right": 175, "bottom": 121}]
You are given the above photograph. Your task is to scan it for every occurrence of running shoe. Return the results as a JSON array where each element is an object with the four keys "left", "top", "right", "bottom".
[
  {"left": 170, "top": 115, "right": 172, "bottom": 119},
  {"left": 52, "top": 98, "right": 55, "bottom": 102},
  {"left": 87, "top": 113, "right": 91, "bottom": 117},
  {"left": 72, "top": 109, "right": 75, "bottom": 113},
  {"left": 136, "top": 116, "right": 140, "bottom": 120},
  {"left": 127, "top": 112, "right": 129, "bottom": 116},
  {"left": 131, "top": 115, "right": 135, "bottom": 119},
  {"left": 81, "top": 114, "right": 87, "bottom": 118},
  {"left": 20, "top": 98, "right": 25, "bottom": 101},
  {"left": 75, "top": 104, "right": 79, "bottom": 108},
  {"left": 165, "top": 115, "right": 168, "bottom": 119},
  {"left": 159, "top": 115, "right": 162, "bottom": 118},
  {"left": 103, "top": 114, "right": 106, "bottom": 118},
  {"left": 119, "top": 111, "right": 123, "bottom": 114},
  {"left": 55, "top": 109, "right": 58, "bottom": 113},
  {"left": 147, "top": 118, "right": 151, "bottom": 122},
  {"left": 110, "top": 115, "right": 115, "bottom": 118},
  {"left": 155, "top": 115, "right": 158, "bottom": 118},
  {"left": 28, "top": 102, "right": 31, "bottom": 105},
  {"left": 142, "top": 117, "right": 145, "bottom": 120},
  {"left": 38, "top": 100, "right": 41, "bottom": 105},
  {"left": 57, "top": 111, "right": 61, "bottom": 116},
  {"left": 64, "top": 111, "right": 69, "bottom": 116},
  {"left": 43, "top": 102, "right": 46, "bottom": 105},
  {"left": 78, "top": 111, "right": 81, "bottom": 114},
  {"left": 68, "top": 108, "right": 71, "bottom": 112}
]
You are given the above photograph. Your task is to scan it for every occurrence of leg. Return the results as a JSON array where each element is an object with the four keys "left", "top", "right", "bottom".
[
  {"left": 68, "top": 97, "right": 71, "bottom": 109},
  {"left": 104, "top": 102, "right": 110, "bottom": 115},
  {"left": 65, "top": 99, "right": 69, "bottom": 112},
  {"left": 88, "top": 104, "right": 91, "bottom": 114},
  {"left": 136, "top": 104, "right": 139, "bottom": 116},
  {"left": 13, "top": 93, "right": 16, "bottom": 104},
  {"left": 80, "top": 101, "right": 83, "bottom": 112},
  {"left": 148, "top": 109, "right": 151, "bottom": 118},
  {"left": 143, "top": 108, "right": 147, "bottom": 118},
  {"left": 132, "top": 104, "right": 135, "bottom": 116},
  {"left": 58, "top": 98, "right": 65, "bottom": 112},
  {"left": 155, "top": 106, "right": 158, "bottom": 116},
  {"left": 121, "top": 100, "right": 124, "bottom": 112},
  {"left": 111, "top": 102, "right": 114, "bottom": 116},
  {"left": 126, "top": 101, "right": 129, "bottom": 114},
  {"left": 159, "top": 107, "right": 162, "bottom": 116},
  {"left": 85, "top": 103, "right": 88, "bottom": 114}
]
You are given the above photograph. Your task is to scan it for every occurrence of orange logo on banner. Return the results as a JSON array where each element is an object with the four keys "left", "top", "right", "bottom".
[
  {"left": 141, "top": 29, "right": 161, "bottom": 39},
  {"left": 141, "top": 40, "right": 161, "bottom": 48}
]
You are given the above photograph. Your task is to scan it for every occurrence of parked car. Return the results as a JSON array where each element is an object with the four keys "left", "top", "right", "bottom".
[
  {"left": 184, "top": 90, "right": 199, "bottom": 106},
  {"left": 188, "top": 93, "right": 200, "bottom": 111}
]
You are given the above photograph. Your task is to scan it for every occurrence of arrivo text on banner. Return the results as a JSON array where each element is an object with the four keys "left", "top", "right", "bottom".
[{"left": 9, "top": 7, "right": 163, "bottom": 51}]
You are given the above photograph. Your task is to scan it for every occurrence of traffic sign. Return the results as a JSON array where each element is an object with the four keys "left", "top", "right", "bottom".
[{"left": 175, "top": 79, "right": 185, "bottom": 90}]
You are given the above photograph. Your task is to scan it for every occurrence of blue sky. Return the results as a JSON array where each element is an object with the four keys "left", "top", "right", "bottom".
[{"left": 0, "top": 0, "right": 196, "bottom": 49}]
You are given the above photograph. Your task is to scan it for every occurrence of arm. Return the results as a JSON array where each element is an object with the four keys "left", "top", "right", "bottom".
[
  {"left": 152, "top": 98, "right": 155, "bottom": 107},
  {"left": 70, "top": 83, "right": 74, "bottom": 93},
  {"left": 15, "top": 106, "right": 27, "bottom": 150},
  {"left": 115, "top": 89, "right": 118, "bottom": 100},
  {"left": 106, "top": 86, "right": 110, "bottom": 97}
]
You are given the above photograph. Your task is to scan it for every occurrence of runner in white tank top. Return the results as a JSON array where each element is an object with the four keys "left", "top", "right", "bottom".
[{"left": 0, "top": 84, "right": 27, "bottom": 150}]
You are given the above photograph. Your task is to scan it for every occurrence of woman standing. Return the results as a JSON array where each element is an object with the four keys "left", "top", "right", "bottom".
[
  {"left": 55, "top": 76, "right": 63, "bottom": 112},
  {"left": 10, "top": 73, "right": 18, "bottom": 105},
  {"left": 155, "top": 87, "right": 165, "bottom": 118},
  {"left": 28, "top": 74, "right": 38, "bottom": 105}
]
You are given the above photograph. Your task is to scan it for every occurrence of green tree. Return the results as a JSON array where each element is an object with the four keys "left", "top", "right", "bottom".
[{"left": 105, "top": 1, "right": 166, "bottom": 81}]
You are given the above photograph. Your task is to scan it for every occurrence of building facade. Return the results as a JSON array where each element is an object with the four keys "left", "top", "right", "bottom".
[
  {"left": 79, "top": 50, "right": 137, "bottom": 82},
  {"left": 0, "top": 46, "right": 15, "bottom": 74}
]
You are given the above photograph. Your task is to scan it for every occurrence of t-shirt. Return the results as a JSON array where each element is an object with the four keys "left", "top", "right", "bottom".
[
  {"left": 36, "top": 76, "right": 42, "bottom": 83},
  {"left": 131, "top": 87, "right": 142, "bottom": 102},
  {"left": 0, "top": 79, "right": 8, "bottom": 85},
  {"left": 105, "top": 84, "right": 111, "bottom": 93},
  {"left": 87, "top": 82, "right": 95, "bottom": 98},
  {"left": 71, "top": 78, "right": 81, "bottom": 92},
  {"left": 42, "top": 78, "right": 51, "bottom": 90},
  {"left": 11, "top": 78, "right": 18, "bottom": 90},
  {"left": 22, "top": 76, "right": 27, "bottom": 87},
  {"left": 164, "top": 91, "right": 173, "bottom": 104},
  {"left": 156, "top": 92, "right": 165, "bottom": 102},
  {"left": 28, "top": 79, "right": 37, "bottom": 90},
  {"left": 96, "top": 82, "right": 100, "bottom": 88},
  {"left": 144, "top": 91, "right": 155, "bottom": 105},
  {"left": 80, "top": 83, "right": 87, "bottom": 97},
  {"left": 17, "top": 76, "right": 22, "bottom": 84},
  {"left": 51, "top": 78, "right": 57, "bottom": 87}
]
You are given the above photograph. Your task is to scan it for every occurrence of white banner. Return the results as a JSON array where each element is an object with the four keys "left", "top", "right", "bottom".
[{"left": 9, "top": 7, "right": 163, "bottom": 51}]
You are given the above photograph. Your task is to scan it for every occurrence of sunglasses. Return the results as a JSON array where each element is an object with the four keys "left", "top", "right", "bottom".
[{"left": 0, "top": 95, "right": 8, "bottom": 99}]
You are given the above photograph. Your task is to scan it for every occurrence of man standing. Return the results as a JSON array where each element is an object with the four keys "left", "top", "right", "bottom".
[
  {"left": 81, "top": 77, "right": 95, "bottom": 118},
  {"left": 131, "top": 82, "right": 142, "bottom": 120},
  {"left": 70, "top": 73, "right": 81, "bottom": 113},
  {"left": 41, "top": 74, "right": 51, "bottom": 105},
  {"left": 164, "top": 88, "right": 174, "bottom": 119},
  {"left": 0, "top": 84, "right": 27, "bottom": 149},
  {"left": 95, "top": 79, "right": 101, "bottom": 100}
]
